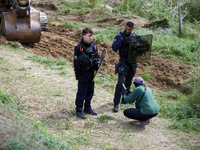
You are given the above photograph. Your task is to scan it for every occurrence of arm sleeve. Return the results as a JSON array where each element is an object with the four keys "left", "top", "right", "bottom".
[
  {"left": 73, "top": 45, "right": 82, "bottom": 80},
  {"left": 112, "top": 34, "right": 123, "bottom": 52},
  {"left": 123, "top": 88, "right": 141, "bottom": 103}
]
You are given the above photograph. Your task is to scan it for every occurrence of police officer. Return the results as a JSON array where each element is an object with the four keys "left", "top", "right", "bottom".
[
  {"left": 73, "top": 28, "right": 101, "bottom": 119},
  {"left": 112, "top": 21, "right": 147, "bottom": 112}
]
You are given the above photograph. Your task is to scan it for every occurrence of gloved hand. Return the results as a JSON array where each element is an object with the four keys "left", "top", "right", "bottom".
[
  {"left": 93, "top": 58, "right": 101, "bottom": 70},
  {"left": 121, "top": 88, "right": 127, "bottom": 96},
  {"left": 126, "top": 89, "right": 131, "bottom": 95}
]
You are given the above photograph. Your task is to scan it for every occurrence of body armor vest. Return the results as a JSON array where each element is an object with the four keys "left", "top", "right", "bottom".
[
  {"left": 77, "top": 42, "right": 97, "bottom": 70},
  {"left": 119, "top": 32, "right": 134, "bottom": 60}
]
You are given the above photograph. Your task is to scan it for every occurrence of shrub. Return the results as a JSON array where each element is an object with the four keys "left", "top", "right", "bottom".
[{"left": 183, "top": 1, "right": 200, "bottom": 22}]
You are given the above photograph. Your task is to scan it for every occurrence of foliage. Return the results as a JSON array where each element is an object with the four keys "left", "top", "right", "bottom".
[
  {"left": 141, "top": 66, "right": 156, "bottom": 81},
  {"left": 64, "top": 21, "right": 87, "bottom": 29},
  {"left": 89, "top": 0, "right": 99, "bottom": 7},
  {"left": 61, "top": 0, "right": 91, "bottom": 15},
  {"left": 148, "top": 22, "right": 200, "bottom": 65},
  {"left": 93, "top": 27, "right": 120, "bottom": 44},
  {"left": 157, "top": 88, "right": 200, "bottom": 133},
  {"left": 26, "top": 55, "right": 71, "bottom": 70},
  {"left": 169, "top": 118, "right": 200, "bottom": 134},
  {"left": 98, "top": 114, "right": 115, "bottom": 123},
  {"left": 95, "top": 70, "right": 117, "bottom": 84},
  {"left": 0, "top": 90, "right": 14, "bottom": 104},
  {"left": 0, "top": 91, "right": 69, "bottom": 150},
  {"left": 183, "top": 1, "right": 200, "bottom": 22},
  {"left": 143, "top": 18, "right": 169, "bottom": 29},
  {"left": 182, "top": 67, "right": 200, "bottom": 117}
]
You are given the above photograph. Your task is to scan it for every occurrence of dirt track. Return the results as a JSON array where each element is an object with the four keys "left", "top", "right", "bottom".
[{"left": 23, "top": 23, "right": 193, "bottom": 92}]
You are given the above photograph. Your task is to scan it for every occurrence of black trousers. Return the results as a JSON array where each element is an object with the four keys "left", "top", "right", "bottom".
[
  {"left": 124, "top": 108, "right": 158, "bottom": 121},
  {"left": 75, "top": 80, "right": 94, "bottom": 112},
  {"left": 113, "top": 62, "right": 137, "bottom": 105}
]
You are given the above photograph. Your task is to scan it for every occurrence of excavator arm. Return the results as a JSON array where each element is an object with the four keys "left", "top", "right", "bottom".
[{"left": 0, "top": 0, "right": 41, "bottom": 43}]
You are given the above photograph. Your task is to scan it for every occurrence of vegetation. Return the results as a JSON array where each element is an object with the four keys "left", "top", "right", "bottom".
[
  {"left": 26, "top": 55, "right": 71, "bottom": 70},
  {"left": 0, "top": 0, "right": 200, "bottom": 149},
  {"left": 0, "top": 91, "right": 69, "bottom": 150}
]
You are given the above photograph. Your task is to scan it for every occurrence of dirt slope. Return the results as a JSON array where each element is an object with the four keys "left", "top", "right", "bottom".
[
  {"left": 27, "top": 0, "right": 194, "bottom": 92},
  {"left": 24, "top": 23, "right": 193, "bottom": 92}
]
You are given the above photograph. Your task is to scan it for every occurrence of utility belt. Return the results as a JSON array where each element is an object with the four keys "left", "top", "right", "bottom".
[{"left": 115, "top": 59, "right": 137, "bottom": 74}]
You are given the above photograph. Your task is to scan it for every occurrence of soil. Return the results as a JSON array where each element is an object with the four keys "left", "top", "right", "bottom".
[
  {"left": 23, "top": 23, "right": 193, "bottom": 92},
  {"left": 24, "top": 0, "right": 194, "bottom": 92}
]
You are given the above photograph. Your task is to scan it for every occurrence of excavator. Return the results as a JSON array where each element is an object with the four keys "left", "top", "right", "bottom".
[{"left": 0, "top": 0, "right": 47, "bottom": 43}]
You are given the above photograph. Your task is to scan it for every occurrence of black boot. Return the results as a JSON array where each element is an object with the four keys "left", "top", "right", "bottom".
[
  {"left": 113, "top": 104, "right": 119, "bottom": 112},
  {"left": 84, "top": 109, "right": 97, "bottom": 115},
  {"left": 76, "top": 111, "right": 86, "bottom": 119}
]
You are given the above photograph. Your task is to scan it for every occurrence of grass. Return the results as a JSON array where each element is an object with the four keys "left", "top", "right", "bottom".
[
  {"left": 0, "top": 44, "right": 200, "bottom": 149},
  {"left": 0, "top": 91, "right": 69, "bottom": 150},
  {"left": 98, "top": 114, "right": 115, "bottom": 123},
  {"left": 26, "top": 55, "right": 72, "bottom": 71},
  {"left": 64, "top": 21, "right": 88, "bottom": 29},
  {"left": 156, "top": 87, "right": 200, "bottom": 133}
]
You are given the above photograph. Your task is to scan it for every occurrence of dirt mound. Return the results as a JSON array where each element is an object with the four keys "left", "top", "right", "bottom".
[
  {"left": 23, "top": 23, "right": 194, "bottom": 92},
  {"left": 0, "top": 35, "right": 8, "bottom": 45},
  {"left": 94, "top": 16, "right": 148, "bottom": 29},
  {"left": 31, "top": 1, "right": 58, "bottom": 11}
]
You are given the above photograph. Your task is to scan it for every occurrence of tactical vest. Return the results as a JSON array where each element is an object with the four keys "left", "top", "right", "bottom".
[
  {"left": 77, "top": 42, "right": 97, "bottom": 71},
  {"left": 119, "top": 32, "right": 135, "bottom": 60}
]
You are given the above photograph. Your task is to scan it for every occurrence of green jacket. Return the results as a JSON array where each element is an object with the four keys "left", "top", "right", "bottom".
[{"left": 123, "top": 85, "right": 159, "bottom": 115}]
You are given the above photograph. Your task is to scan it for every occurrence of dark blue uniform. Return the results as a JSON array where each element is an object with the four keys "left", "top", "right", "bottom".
[
  {"left": 74, "top": 38, "right": 100, "bottom": 112},
  {"left": 112, "top": 30, "right": 143, "bottom": 105}
]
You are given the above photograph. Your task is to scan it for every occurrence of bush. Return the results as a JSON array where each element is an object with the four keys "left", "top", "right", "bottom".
[
  {"left": 183, "top": 1, "right": 200, "bottom": 22},
  {"left": 182, "top": 68, "right": 200, "bottom": 117}
]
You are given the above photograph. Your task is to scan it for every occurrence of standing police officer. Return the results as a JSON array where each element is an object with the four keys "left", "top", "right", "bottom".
[
  {"left": 112, "top": 21, "right": 147, "bottom": 112},
  {"left": 73, "top": 28, "right": 100, "bottom": 119}
]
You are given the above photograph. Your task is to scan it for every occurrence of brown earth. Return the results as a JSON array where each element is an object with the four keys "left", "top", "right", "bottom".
[{"left": 23, "top": 23, "right": 193, "bottom": 92}]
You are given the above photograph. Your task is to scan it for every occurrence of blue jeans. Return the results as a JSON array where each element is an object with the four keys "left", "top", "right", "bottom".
[{"left": 75, "top": 80, "right": 94, "bottom": 112}]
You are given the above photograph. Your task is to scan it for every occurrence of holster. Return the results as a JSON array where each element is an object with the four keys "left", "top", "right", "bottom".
[{"left": 115, "top": 63, "right": 120, "bottom": 74}]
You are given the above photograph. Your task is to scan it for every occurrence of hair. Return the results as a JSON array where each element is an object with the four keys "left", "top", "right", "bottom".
[
  {"left": 82, "top": 28, "right": 94, "bottom": 35},
  {"left": 126, "top": 21, "right": 134, "bottom": 28},
  {"left": 134, "top": 82, "right": 144, "bottom": 87}
]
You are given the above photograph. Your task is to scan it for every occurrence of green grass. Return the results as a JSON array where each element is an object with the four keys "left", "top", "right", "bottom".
[
  {"left": 98, "top": 114, "right": 115, "bottom": 123},
  {"left": 0, "top": 90, "right": 15, "bottom": 104},
  {"left": 64, "top": 21, "right": 88, "bottom": 29},
  {"left": 156, "top": 88, "right": 200, "bottom": 133},
  {"left": 141, "top": 66, "right": 156, "bottom": 81},
  {"left": 26, "top": 55, "right": 71, "bottom": 70},
  {"left": 0, "top": 90, "right": 70, "bottom": 150}
]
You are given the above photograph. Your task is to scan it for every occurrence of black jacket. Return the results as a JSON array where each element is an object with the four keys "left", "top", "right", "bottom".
[{"left": 73, "top": 38, "right": 100, "bottom": 82}]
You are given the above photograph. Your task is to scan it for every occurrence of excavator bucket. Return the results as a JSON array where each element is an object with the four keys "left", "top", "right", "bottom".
[{"left": 0, "top": 0, "right": 41, "bottom": 43}]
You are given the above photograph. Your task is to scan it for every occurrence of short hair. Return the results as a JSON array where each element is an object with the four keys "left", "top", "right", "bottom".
[
  {"left": 82, "top": 28, "right": 94, "bottom": 35},
  {"left": 126, "top": 21, "right": 134, "bottom": 28}
]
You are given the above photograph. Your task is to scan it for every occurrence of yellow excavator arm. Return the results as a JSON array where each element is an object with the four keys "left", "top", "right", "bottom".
[{"left": 0, "top": 0, "right": 43, "bottom": 43}]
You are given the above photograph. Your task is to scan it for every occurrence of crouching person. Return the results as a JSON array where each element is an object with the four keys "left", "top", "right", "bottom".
[
  {"left": 123, "top": 77, "right": 159, "bottom": 127},
  {"left": 73, "top": 28, "right": 101, "bottom": 119}
]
